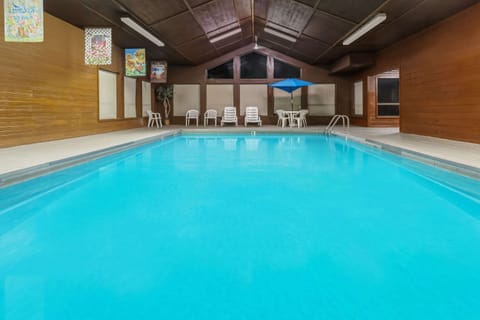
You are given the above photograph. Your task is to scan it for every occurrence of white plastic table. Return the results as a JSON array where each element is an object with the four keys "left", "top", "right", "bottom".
[{"left": 283, "top": 111, "right": 300, "bottom": 127}]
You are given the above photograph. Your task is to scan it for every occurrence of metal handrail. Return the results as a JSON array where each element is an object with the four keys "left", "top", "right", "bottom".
[{"left": 324, "top": 115, "right": 350, "bottom": 134}]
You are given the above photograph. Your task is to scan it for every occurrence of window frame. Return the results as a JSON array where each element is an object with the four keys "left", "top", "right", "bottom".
[
  {"left": 376, "top": 77, "right": 400, "bottom": 118},
  {"left": 240, "top": 52, "right": 268, "bottom": 79},
  {"left": 207, "top": 59, "right": 234, "bottom": 79}
]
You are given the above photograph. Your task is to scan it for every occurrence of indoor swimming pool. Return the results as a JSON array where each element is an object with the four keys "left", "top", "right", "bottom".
[{"left": 0, "top": 134, "right": 479, "bottom": 319}]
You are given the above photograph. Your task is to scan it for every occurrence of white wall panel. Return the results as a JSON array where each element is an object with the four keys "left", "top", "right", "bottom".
[
  {"left": 273, "top": 88, "right": 301, "bottom": 112},
  {"left": 308, "top": 84, "right": 335, "bottom": 116},
  {"left": 142, "top": 81, "right": 152, "bottom": 117},
  {"left": 124, "top": 77, "right": 136, "bottom": 118},
  {"left": 173, "top": 84, "right": 200, "bottom": 116},
  {"left": 206, "top": 84, "right": 234, "bottom": 115},
  {"left": 240, "top": 85, "right": 268, "bottom": 116},
  {"left": 98, "top": 70, "right": 117, "bottom": 120},
  {"left": 354, "top": 81, "right": 363, "bottom": 116}
]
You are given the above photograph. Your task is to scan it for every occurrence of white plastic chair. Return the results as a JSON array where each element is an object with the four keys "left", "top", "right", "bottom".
[
  {"left": 244, "top": 106, "right": 262, "bottom": 127},
  {"left": 275, "top": 109, "right": 288, "bottom": 128},
  {"left": 221, "top": 106, "right": 238, "bottom": 126},
  {"left": 204, "top": 109, "right": 218, "bottom": 127},
  {"left": 147, "top": 110, "right": 162, "bottom": 128},
  {"left": 185, "top": 109, "right": 199, "bottom": 127},
  {"left": 293, "top": 109, "right": 309, "bottom": 128}
]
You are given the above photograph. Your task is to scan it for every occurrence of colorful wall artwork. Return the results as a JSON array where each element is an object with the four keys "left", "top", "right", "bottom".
[
  {"left": 84, "top": 28, "right": 112, "bottom": 65},
  {"left": 125, "top": 48, "right": 146, "bottom": 77},
  {"left": 150, "top": 61, "right": 167, "bottom": 83},
  {"left": 4, "top": 0, "right": 44, "bottom": 42}
]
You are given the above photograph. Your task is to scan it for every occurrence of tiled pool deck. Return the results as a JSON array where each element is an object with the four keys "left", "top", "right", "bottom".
[{"left": 1, "top": 125, "right": 479, "bottom": 186}]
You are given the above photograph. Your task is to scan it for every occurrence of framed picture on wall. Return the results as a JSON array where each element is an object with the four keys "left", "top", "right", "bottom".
[
  {"left": 4, "top": 0, "right": 44, "bottom": 42},
  {"left": 84, "top": 28, "right": 112, "bottom": 65},
  {"left": 125, "top": 48, "right": 146, "bottom": 76},
  {"left": 150, "top": 61, "right": 167, "bottom": 83}
]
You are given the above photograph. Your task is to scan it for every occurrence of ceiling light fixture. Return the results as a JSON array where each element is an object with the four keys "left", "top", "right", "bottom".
[
  {"left": 209, "top": 28, "right": 242, "bottom": 43},
  {"left": 342, "top": 13, "right": 387, "bottom": 46},
  {"left": 264, "top": 27, "right": 297, "bottom": 42},
  {"left": 253, "top": 35, "right": 265, "bottom": 50},
  {"left": 120, "top": 17, "right": 164, "bottom": 47},
  {"left": 265, "top": 22, "right": 298, "bottom": 37}
]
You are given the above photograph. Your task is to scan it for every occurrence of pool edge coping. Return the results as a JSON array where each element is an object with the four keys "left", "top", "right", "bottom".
[
  {"left": 332, "top": 132, "right": 480, "bottom": 180},
  {"left": 0, "top": 130, "right": 180, "bottom": 188},
  {"left": 1, "top": 129, "right": 479, "bottom": 188}
]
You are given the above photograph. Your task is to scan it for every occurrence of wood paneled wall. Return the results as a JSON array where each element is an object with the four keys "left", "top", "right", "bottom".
[
  {"left": 0, "top": 8, "right": 143, "bottom": 148},
  {"left": 352, "top": 3, "right": 480, "bottom": 143}
]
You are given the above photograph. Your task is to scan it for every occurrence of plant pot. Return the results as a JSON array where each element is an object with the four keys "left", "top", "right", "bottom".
[{"left": 164, "top": 119, "right": 170, "bottom": 126}]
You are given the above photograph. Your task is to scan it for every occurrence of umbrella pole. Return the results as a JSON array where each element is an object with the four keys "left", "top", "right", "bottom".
[{"left": 290, "top": 92, "right": 293, "bottom": 111}]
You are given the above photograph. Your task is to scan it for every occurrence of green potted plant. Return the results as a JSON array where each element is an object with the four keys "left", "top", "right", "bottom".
[{"left": 155, "top": 85, "right": 173, "bottom": 125}]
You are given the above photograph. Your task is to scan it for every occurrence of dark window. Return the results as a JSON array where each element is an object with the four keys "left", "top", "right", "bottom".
[
  {"left": 274, "top": 59, "right": 300, "bottom": 78},
  {"left": 378, "top": 105, "right": 399, "bottom": 116},
  {"left": 240, "top": 52, "right": 267, "bottom": 78},
  {"left": 378, "top": 78, "right": 399, "bottom": 103},
  {"left": 207, "top": 60, "right": 234, "bottom": 79},
  {"left": 377, "top": 78, "right": 399, "bottom": 116}
]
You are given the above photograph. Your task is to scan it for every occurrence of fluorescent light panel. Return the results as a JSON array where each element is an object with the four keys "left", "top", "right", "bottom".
[
  {"left": 265, "top": 22, "right": 298, "bottom": 37},
  {"left": 209, "top": 28, "right": 241, "bottom": 43},
  {"left": 120, "top": 17, "right": 164, "bottom": 47},
  {"left": 342, "top": 13, "right": 387, "bottom": 46},
  {"left": 264, "top": 27, "right": 297, "bottom": 42}
]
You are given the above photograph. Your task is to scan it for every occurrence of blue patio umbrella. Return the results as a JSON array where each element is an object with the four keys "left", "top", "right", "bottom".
[{"left": 269, "top": 78, "right": 313, "bottom": 111}]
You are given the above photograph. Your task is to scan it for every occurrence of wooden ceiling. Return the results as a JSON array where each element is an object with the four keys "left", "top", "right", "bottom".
[{"left": 45, "top": 0, "right": 478, "bottom": 67}]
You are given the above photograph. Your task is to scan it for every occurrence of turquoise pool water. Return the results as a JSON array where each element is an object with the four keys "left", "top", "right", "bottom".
[{"left": 1, "top": 134, "right": 480, "bottom": 319}]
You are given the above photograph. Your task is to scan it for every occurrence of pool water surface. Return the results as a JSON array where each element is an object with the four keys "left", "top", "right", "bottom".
[{"left": 1, "top": 134, "right": 479, "bottom": 319}]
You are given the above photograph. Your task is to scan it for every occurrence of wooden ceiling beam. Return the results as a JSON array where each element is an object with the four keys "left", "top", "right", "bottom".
[
  {"left": 181, "top": 0, "right": 221, "bottom": 56},
  {"left": 287, "top": 0, "right": 322, "bottom": 51},
  {"left": 44, "top": 0, "right": 479, "bottom": 65},
  {"left": 231, "top": 0, "right": 249, "bottom": 45},
  {"left": 315, "top": 8, "right": 358, "bottom": 26},
  {"left": 108, "top": 0, "right": 194, "bottom": 64},
  {"left": 80, "top": 0, "right": 122, "bottom": 26}
]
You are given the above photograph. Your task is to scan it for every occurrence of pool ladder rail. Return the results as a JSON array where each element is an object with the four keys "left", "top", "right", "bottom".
[{"left": 325, "top": 115, "right": 350, "bottom": 135}]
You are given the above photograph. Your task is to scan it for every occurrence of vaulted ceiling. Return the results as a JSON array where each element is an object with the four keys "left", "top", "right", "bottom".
[{"left": 45, "top": 0, "right": 478, "bottom": 67}]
